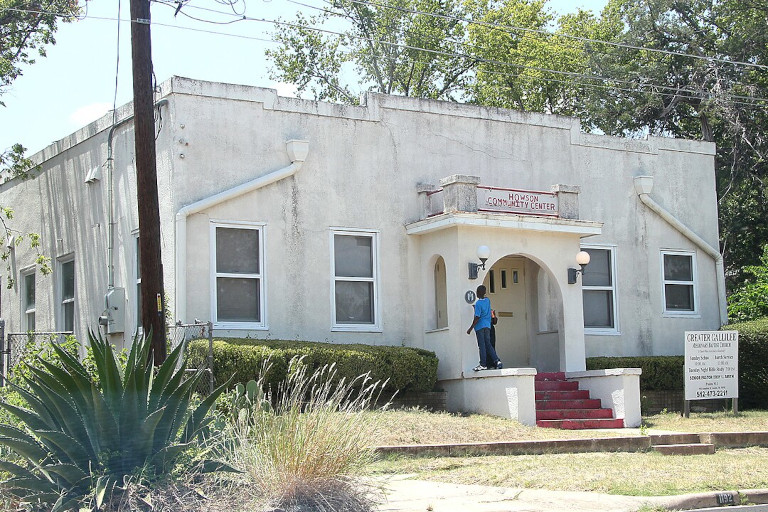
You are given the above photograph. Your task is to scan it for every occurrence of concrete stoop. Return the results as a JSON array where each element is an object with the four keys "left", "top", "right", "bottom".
[{"left": 650, "top": 433, "right": 715, "bottom": 456}]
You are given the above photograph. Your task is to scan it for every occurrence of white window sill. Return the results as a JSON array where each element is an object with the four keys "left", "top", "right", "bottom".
[
  {"left": 331, "top": 325, "right": 382, "bottom": 333},
  {"left": 585, "top": 329, "right": 621, "bottom": 336},
  {"left": 662, "top": 312, "right": 700, "bottom": 319},
  {"left": 425, "top": 327, "right": 450, "bottom": 334},
  {"left": 213, "top": 322, "right": 268, "bottom": 330}
]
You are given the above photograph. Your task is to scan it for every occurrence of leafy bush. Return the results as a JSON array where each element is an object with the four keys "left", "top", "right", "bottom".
[
  {"left": 187, "top": 338, "right": 438, "bottom": 394},
  {"left": 213, "top": 357, "right": 384, "bottom": 511},
  {"left": 0, "top": 332, "right": 228, "bottom": 511},
  {"left": 726, "top": 317, "right": 768, "bottom": 409},
  {"left": 728, "top": 244, "right": 768, "bottom": 322},
  {"left": 587, "top": 356, "right": 684, "bottom": 391},
  {"left": 588, "top": 318, "right": 768, "bottom": 409}
]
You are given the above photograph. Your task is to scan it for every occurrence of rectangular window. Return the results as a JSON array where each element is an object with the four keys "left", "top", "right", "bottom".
[
  {"left": 59, "top": 258, "right": 75, "bottom": 332},
  {"left": 489, "top": 270, "right": 495, "bottom": 294},
  {"left": 22, "top": 271, "right": 35, "bottom": 331},
  {"left": 332, "top": 230, "right": 379, "bottom": 330},
  {"left": 662, "top": 251, "right": 697, "bottom": 314},
  {"left": 501, "top": 270, "right": 507, "bottom": 289},
  {"left": 212, "top": 223, "right": 265, "bottom": 328},
  {"left": 581, "top": 245, "right": 619, "bottom": 334}
]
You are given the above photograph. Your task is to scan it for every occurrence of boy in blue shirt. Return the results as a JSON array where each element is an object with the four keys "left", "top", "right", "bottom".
[{"left": 466, "top": 285, "right": 502, "bottom": 371}]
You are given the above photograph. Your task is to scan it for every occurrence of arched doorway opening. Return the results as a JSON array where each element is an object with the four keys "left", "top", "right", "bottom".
[{"left": 483, "top": 255, "right": 564, "bottom": 371}]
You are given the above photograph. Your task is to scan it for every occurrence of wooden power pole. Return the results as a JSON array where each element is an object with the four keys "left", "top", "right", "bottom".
[{"left": 130, "top": 0, "right": 167, "bottom": 364}]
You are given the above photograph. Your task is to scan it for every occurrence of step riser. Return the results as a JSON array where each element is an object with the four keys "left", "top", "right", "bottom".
[
  {"left": 535, "top": 390, "right": 590, "bottom": 400},
  {"left": 536, "top": 399, "right": 602, "bottom": 410},
  {"left": 537, "top": 419, "right": 625, "bottom": 430},
  {"left": 653, "top": 444, "right": 715, "bottom": 456},
  {"left": 537, "top": 409, "right": 614, "bottom": 420},
  {"left": 536, "top": 372, "right": 566, "bottom": 381},
  {"left": 650, "top": 434, "right": 701, "bottom": 445},
  {"left": 535, "top": 381, "right": 579, "bottom": 391}
]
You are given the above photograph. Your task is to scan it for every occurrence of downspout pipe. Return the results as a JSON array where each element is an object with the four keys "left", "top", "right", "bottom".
[
  {"left": 106, "top": 98, "right": 169, "bottom": 288},
  {"left": 633, "top": 176, "right": 728, "bottom": 326},
  {"left": 174, "top": 139, "right": 310, "bottom": 324}
]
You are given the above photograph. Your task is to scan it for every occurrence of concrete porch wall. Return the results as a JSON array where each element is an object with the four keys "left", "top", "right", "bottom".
[
  {"left": 566, "top": 368, "right": 642, "bottom": 427},
  {"left": 440, "top": 368, "right": 537, "bottom": 425}
]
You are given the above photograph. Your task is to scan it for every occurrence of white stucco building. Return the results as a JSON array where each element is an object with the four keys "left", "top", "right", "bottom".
[{"left": 0, "top": 77, "right": 725, "bottom": 426}]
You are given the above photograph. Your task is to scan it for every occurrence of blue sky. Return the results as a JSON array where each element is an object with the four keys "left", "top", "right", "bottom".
[{"left": 1, "top": 0, "right": 608, "bottom": 154}]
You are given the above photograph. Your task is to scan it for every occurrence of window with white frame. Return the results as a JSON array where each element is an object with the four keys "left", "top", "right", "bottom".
[
  {"left": 662, "top": 250, "right": 697, "bottom": 314},
  {"left": 59, "top": 258, "right": 75, "bottom": 332},
  {"left": 332, "top": 230, "right": 379, "bottom": 330},
  {"left": 212, "top": 223, "right": 265, "bottom": 327},
  {"left": 581, "top": 245, "right": 619, "bottom": 333},
  {"left": 22, "top": 271, "right": 35, "bottom": 331}
]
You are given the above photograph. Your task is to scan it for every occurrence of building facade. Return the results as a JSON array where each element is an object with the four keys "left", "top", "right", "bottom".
[{"left": 0, "top": 77, "right": 724, "bottom": 424}]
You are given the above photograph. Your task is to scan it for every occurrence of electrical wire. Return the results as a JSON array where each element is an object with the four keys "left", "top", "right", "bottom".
[{"left": 7, "top": 2, "right": 768, "bottom": 108}]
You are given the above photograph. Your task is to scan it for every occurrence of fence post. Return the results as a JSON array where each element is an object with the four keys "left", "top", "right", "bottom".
[
  {"left": 207, "top": 321, "right": 214, "bottom": 395},
  {"left": 0, "top": 319, "right": 5, "bottom": 387}
]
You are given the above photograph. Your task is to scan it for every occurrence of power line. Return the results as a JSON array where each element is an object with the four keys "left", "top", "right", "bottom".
[
  {"left": 150, "top": 0, "right": 768, "bottom": 106},
  {"left": 336, "top": 0, "right": 768, "bottom": 72},
  {"left": 8, "top": 2, "right": 768, "bottom": 108}
]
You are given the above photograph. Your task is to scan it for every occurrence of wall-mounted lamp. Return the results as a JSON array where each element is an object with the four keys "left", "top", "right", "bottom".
[
  {"left": 567, "top": 250, "right": 591, "bottom": 284},
  {"left": 468, "top": 245, "right": 491, "bottom": 280}
]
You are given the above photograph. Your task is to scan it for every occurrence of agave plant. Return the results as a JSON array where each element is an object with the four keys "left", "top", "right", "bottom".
[{"left": 0, "top": 331, "right": 228, "bottom": 511}]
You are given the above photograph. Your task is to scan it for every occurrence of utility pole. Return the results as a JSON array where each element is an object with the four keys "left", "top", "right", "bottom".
[{"left": 130, "top": 0, "right": 167, "bottom": 364}]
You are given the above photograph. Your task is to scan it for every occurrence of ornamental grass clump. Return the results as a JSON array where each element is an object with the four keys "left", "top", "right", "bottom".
[
  {"left": 0, "top": 331, "right": 228, "bottom": 511},
  {"left": 217, "top": 357, "right": 387, "bottom": 512}
]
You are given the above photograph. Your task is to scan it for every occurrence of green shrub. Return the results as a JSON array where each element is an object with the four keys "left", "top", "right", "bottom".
[
  {"left": 187, "top": 338, "right": 438, "bottom": 394},
  {"left": 587, "top": 356, "right": 684, "bottom": 391},
  {"left": 588, "top": 318, "right": 768, "bottom": 409},
  {"left": 0, "top": 332, "right": 229, "bottom": 510},
  {"left": 728, "top": 245, "right": 768, "bottom": 322},
  {"left": 725, "top": 317, "right": 768, "bottom": 409}
]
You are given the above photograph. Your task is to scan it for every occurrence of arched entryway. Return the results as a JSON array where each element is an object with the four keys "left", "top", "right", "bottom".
[{"left": 483, "top": 255, "right": 564, "bottom": 372}]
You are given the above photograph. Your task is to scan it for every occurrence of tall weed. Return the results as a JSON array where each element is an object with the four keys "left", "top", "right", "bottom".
[{"left": 217, "top": 357, "right": 388, "bottom": 511}]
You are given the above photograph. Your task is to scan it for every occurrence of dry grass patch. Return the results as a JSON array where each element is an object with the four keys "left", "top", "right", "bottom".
[
  {"left": 644, "top": 410, "right": 768, "bottom": 432},
  {"left": 371, "top": 447, "right": 768, "bottom": 496},
  {"left": 366, "top": 409, "right": 628, "bottom": 446}
]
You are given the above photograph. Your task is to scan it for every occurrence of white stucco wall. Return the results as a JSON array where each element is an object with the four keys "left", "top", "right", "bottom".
[{"left": 0, "top": 77, "right": 720, "bottom": 376}]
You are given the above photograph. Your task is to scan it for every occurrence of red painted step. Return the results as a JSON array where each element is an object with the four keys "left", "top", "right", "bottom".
[
  {"left": 535, "top": 372, "right": 566, "bottom": 381},
  {"left": 533, "top": 372, "right": 622, "bottom": 429},
  {"left": 536, "top": 408, "right": 615, "bottom": 420},
  {"left": 535, "top": 390, "right": 591, "bottom": 400},
  {"left": 536, "top": 398, "right": 602, "bottom": 410},
  {"left": 535, "top": 380, "right": 579, "bottom": 391},
  {"left": 536, "top": 418, "right": 625, "bottom": 429}
]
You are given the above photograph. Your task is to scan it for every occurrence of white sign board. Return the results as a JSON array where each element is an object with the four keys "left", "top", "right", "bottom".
[
  {"left": 684, "top": 331, "right": 738, "bottom": 401},
  {"left": 477, "top": 187, "right": 558, "bottom": 216}
]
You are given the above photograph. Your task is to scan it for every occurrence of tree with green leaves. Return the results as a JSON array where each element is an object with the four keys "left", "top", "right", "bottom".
[
  {"left": 466, "top": 0, "right": 620, "bottom": 118},
  {"left": 267, "top": 0, "right": 473, "bottom": 103},
  {"left": 0, "top": 0, "right": 78, "bottom": 283},
  {"left": 574, "top": 0, "right": 768, "bottom": 286}
]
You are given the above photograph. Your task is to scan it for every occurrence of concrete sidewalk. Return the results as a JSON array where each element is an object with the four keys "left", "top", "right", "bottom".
[
  {"left": 373, "top": 429, "right": 768, "bottom": 511},
  {"left": 377, "top": 476, "right": 768, "bottom": 512}
]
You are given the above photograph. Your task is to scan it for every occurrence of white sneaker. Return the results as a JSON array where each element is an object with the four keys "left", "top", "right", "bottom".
[{"left": 473, "top": 364, "right": 487, "bottom": 371}]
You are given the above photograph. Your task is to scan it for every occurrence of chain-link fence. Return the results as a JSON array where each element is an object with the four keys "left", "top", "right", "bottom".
[
  {"left": 0, "top": 322, "right": 73, "bottom": 387},
  {"left": 167, "top": 321, "right": 214, "bottom": 395},
  {"left": 0, "top": 320, "right": 214, "bottom": 394}
]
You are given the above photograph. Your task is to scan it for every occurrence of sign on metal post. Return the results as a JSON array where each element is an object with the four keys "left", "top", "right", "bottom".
[{"left": 684, "top": 331, "right": 738, "bottom": 416}]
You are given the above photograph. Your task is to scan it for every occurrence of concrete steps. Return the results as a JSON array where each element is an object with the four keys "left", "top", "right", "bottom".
[
  {"left": 535, "top": 372, "right": 622, "bottom": 429},
  {"left": 651, "top": 433, "right": 715, "bottom": 455}
]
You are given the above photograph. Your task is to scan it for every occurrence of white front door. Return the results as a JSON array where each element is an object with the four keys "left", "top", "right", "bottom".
[{"left": 485, "top": 257, "right": 528, "bottom": 367}]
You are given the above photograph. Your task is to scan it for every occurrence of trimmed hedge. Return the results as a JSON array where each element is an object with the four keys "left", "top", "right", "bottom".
[
  {"left": 586, "top": 355, "right": 683, "bottom": 391},
  {"left": 186, "top": 338, "right": 439, "bottom": 394},
  {"left": 729, "top": 318, "right": 768, "bottom": 409},
  {"left": 587, "top": 317, "right": 768, "bottom": 409}
]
